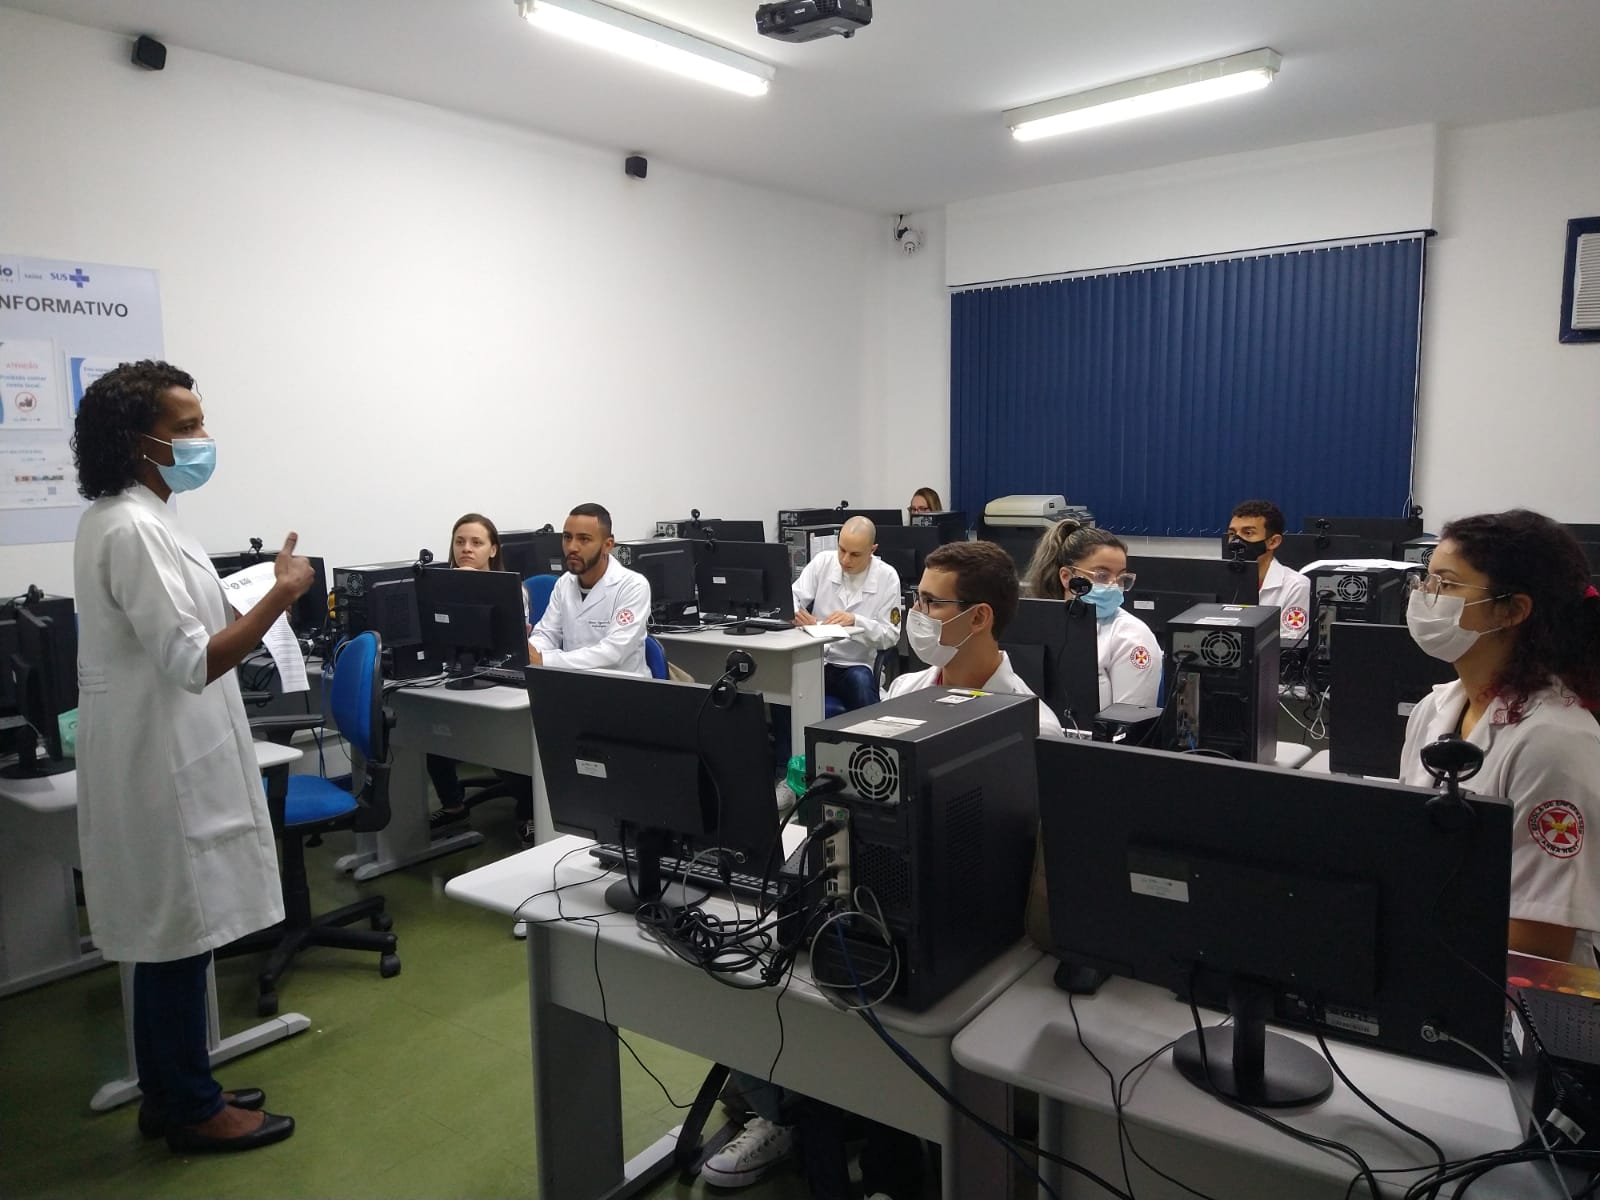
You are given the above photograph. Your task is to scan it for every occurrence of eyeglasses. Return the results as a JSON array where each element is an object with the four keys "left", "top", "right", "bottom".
[
  {"left": 1069, "top": 566, "right": 1137, "bottom": 591},
  {"left": 1406, "top": 572, "right": 1503, "bottom": 608},
  {"left": 912, "top": 593, "right": 972, "bottom": 612}
]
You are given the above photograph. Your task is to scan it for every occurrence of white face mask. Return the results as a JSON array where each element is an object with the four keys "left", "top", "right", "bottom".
[
  {"left": 1405, "top": 588, "right": 1500, "bottom": 663},
  {"left": 906, "top": 606, "right": 975, "bottom": 669}
]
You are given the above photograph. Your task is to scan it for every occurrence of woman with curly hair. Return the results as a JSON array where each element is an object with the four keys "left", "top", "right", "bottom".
[
  {"left": 72, "top": 360, "right": 311, "bottom": 1151},
  {"left": 1399, "top": 509, "right": 1600, "bottom": 962}
]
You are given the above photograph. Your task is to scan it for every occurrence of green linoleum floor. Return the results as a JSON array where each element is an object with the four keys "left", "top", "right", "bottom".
[{"left": 0, "top": 797, "right": 818, "bottom": 1200}]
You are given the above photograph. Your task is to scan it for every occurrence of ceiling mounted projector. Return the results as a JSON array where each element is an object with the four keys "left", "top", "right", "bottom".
[{"left": 756, "top": 0, "right": 872, "bottom": 42}]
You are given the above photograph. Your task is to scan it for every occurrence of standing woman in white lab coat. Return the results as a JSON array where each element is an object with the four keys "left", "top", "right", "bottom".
[{"left": 71, "top": 361, "right": 312, "bottom": 1153}]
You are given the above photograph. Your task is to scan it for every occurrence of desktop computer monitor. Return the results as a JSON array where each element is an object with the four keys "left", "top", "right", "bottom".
[
  {"left": 3, "top": 599, "right": 79, "bottom": 778},
  {"left": 526, "top": 666, "right": 778, "bottom": 912},
  {"left": 1328, "top": 622, "right": 1454, "bottom": 777},
  {"left": 1038, "top": 737, "right": 1511, "bottom": 1106},
  {"left": 910, "top": 510, "right": 970, "bottom": 545},
  {"left": 693, "top": 540, "right": 795, "bottom": 631},
  {"left": 1564, "top": 523, "right": 1600, "bottom": 545},
  {"left": 1129, "top": 555, "right": 1261, "bottom": 607},
  {"left": 412, "top": 566, "right": 529, "bottom": 689},
  {"left": 997, "top": 598, "right": 1101, "bottom": 730},
  {"left": 843, "top": 508, "right": 904, "bottom": 530},
  {"left": 614, "top": 540, "right": 697, "bottom": 625},
  {"left": 209, "top": 548, "right": 328, "bottom": 642},
  {"left": 985, "top": 525, "right": 1048, "bottom": 577},
  {"left": 872, "top": 526, "right": 940, "bottom": 597},
  {"left": 655, "top": 517, "right": 768, "bottom": 543},
  {"left": 1274, "top": 532, "right": 1398, "bottom": 572},
  {"left": 498, "top": 528, "right": 566, "bottom": 580},
  {"left": 1303, "top": 516, "right": 1425, "bottom": 545}
]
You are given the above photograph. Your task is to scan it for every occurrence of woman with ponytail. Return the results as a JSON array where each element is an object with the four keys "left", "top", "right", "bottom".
[
  {"left": 1398, "top": 509, "right": 1600, "bottom": 961},
  {"left": 1023, "top": 520, "right": 1162, "bottom": 709}
]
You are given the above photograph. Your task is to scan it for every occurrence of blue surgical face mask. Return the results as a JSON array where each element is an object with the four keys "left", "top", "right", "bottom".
[
  {"left": 1086, "top": 583, "right": 1124, "bottom": 621},
  {"left": 144, "top": 435, "right": 216, "bottom": 493}
]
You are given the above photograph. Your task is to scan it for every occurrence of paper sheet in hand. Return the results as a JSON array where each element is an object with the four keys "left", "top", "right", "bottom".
[{"left": 218, "top": 562, "right": 309, "bottom": 693}]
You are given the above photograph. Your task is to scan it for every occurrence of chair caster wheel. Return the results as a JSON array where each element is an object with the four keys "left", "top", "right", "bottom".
[
  {"left": 380, "top": 954, "right": 401, "bottom": 979},
  {"left": 257, "top": 992, "right": 279, "bottom": 1017},
  {"left": 371, "top": 913, "right": 393, "bottom": 933}
]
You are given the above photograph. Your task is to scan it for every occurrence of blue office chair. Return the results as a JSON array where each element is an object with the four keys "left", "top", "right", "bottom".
[
  {"left": 525, "top": 574, "right": 558, "bottom": 624},
  {"left": 227, "top": 631, "right": 399, "bottom": 1017},
  {"left": 645, "top": 635, "right": 669, "bottom": 681}
]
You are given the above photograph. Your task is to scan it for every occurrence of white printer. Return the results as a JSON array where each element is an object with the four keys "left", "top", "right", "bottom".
[{"left": 982, "top": 495, "right": 1094, "bottom": 528}]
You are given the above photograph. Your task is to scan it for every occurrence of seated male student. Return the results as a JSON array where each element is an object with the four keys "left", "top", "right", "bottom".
[
  {"left": 528, "top": 502, "right": 652, "bottom": 677},
  {"left": 1226, "top": 499, "right": 1313, "bottom": 647},
  {"left": 791, "top": 516, "right": 903, "bottom": 711}
]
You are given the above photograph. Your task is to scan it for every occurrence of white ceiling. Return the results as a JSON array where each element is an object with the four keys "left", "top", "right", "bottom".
[{"left": 11, "top": 0, "right": 1600, "bottom": 213}]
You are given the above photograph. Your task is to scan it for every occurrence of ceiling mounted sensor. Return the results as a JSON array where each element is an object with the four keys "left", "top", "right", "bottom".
[
  {"left": 516, "top": 0, "right": 776, "bottom": 97},
  {"left": 755, "top": 0, "right": 873, "bottom": 43},
  {"left": 893, "top": 215, "right": 923, "bottom": 256},
  {"left": 1005, "top": 48, "right": 1282, "bottom": 143}
]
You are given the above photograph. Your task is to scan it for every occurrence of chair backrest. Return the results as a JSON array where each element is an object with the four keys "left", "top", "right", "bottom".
[
  {"left": 328, "top": 632, "right": 385, "bottom": 762},
  {"left": 525, "top": 574, "right": 558, "bottom": 624},
  {"left": 645, "top": 635, "right": 669, "bottom": 680}
]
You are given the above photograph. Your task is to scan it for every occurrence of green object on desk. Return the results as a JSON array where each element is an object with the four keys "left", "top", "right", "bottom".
[
  {"left": 58, "top": 708, "right": 78, "bottom": 758},
  {"left": 784, "top": 754, "right": 806, "bottom": 799}
]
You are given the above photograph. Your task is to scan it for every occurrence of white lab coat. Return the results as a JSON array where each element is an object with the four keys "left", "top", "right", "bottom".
[
  {"left": 791, "top": 553, "right": 903, "bottom": 668},
  {"left": 73, "top": 485, "right": 283, "bottom": 963},
  {"left": 529, "top": 555, "right": 652, "bottom": 677},
  {"left": 1400, "top": 680, "right": 1600, "bottom": 960},
  {"left": 887, "top": 652, "right": 1066, "bottom": 739},
  {"left": 1096, "top": 607, "right": 1162, "bottom": 710},
  {"left": 1260, "top": 556, "right": 1313, "bottom": 647}
]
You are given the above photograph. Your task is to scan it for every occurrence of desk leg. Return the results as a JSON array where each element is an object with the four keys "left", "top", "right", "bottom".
[
  {"left": 943, "top": 1064, "right": 1013, "bottom": 1200},
  {"left": 1038, "top": 1095, "right": 1067, "bottom": 1200},
  {"left": 338, "top": 744, "right": 482, "bottom": 881},
  {"left": 789, "top": 647, "right": 825, "bottom": 758},
  {"left": 526, "top": 927, "right": 678, "bottom": 1199},
  {"left": 90, "top": 961, "right": 311, "bottom": 1112}
]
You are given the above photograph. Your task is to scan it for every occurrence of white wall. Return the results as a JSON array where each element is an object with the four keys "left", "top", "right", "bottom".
[
  {"left": 0, "top": 7, "right": 884, "bottom": 595},
  {"left": 945, "top": 125, "right": 1438, "bottom": 287},
  {"left": 1415, "top": 107, "right": 1600, "bottom": 525}
]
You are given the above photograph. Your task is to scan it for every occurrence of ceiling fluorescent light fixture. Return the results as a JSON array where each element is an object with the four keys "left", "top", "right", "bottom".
[
  {"left": 1006, "top": 48, "right": 1281, "bottom": 142},
  {"left": 517, "top": 0, "right": 775, "bottom": 97}
]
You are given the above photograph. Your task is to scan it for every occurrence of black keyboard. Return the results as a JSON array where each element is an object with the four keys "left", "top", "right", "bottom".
[
  {"left": 474, "top": 666, "right": 529, "bottom": 688},
  {"left": 588, "top": 843, "right": 771, "bottom": 901}
]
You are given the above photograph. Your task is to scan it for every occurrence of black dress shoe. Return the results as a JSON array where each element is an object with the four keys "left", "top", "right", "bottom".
[
  {"left": 166, "top": 1110, "right": 294, "bottom": 1154},
  {"left": 138, "top": 1089, "right": 268, "bottom": 1139}
]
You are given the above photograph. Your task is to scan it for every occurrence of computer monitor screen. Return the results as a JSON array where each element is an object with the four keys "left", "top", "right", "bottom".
[
  {"left": 1564, "top": 523, "right": 1600, "bottom": 545},
  {"left": 1274, "top": 533, "right": 1397, "bottom": 572},
  {"left": 498, "top": 529, "right": 566, "bottom": 580},
  {"left": 1129, "top": 555, "right": 1260, "bottom": 607},
  {"left": 4, "top": 602, "right": 78, "bottom": 778},
  {"left": 1038, "top": 737, "right": 1510, "bottom": 1105},
  {"left": 412, "top": 566, "right": 529, "bottom": 689},
  {"left": 1328, "top": 622, "right": 1454, "bottom": 778},
  {"left": 872, "top": 526, "right": 939, "bottom": 597},
  {"left": 622, "top": 542, "right": 696, "bottom": 614},
  {"left": 526, "top": 666, "right": 778, "bottom": 912},
  {"left": 997, "top": 598, "right": 1100, "bottom": 729},
  {"left": 693, "top": 541, "right": 794, "bottom": 627},
  {"left": 1303, "top": 516, "right": 1425, "bottom": 544}
]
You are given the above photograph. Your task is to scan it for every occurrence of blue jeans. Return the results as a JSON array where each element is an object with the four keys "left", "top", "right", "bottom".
[
  {"left": 773, "top": 664, "right": 880, "bottom": 770},
  {"left": 134, "top": 951, "right": 225, "bottom": 1127}
]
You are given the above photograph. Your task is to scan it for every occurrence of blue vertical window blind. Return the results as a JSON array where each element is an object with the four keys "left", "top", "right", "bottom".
[{"left": 950, "top": 235, "right": 1427, "bottom": 535}]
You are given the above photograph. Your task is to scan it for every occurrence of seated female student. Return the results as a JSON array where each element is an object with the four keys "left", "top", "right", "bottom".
[
  {"left": 1024, "top": 521, "right": 1162, "bottom": 710},
  {"left": 1398, "top": 509, "right": 1600, "bottom": 963},
  {"left": 428, "top": 512, "right": 537, "bottom": 848},
  {"left": 908, "top": 486, "right": 941, "bottom": 517}
]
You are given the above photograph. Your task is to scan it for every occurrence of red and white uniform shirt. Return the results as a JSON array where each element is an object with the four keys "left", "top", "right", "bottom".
[{"left": 1400, "top": 680, "right": 1600, "bottom": 961}]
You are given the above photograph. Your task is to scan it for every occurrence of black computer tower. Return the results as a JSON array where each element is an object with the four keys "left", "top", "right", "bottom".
[
  {"left": 782, "top": 523, "right": 842, "bottom": 581},
  {"left": 1309, "top": 565, "right": 1409, "bottom": 634},
  {"left": 331, "top": 560, "right": 437, "bottom": 678},
  {"left": 804, "top": 689, "right": 1039, "bottom": 1011},
  {"left": 1166, "top": 603, "right": 1280, "bottom": 762},
  {"left": 909, "top": 510, "right": 970, "bottom": 544},
  {"left": 777, "top": 506, "right": 846, "bottom": 538},
  {"left": 613, "top": 539, "right": 697, "bottom": 625}
]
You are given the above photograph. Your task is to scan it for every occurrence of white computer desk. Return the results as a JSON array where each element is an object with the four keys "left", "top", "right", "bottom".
[
  {"left": 334, "top": 682, "right": 531, "bottom": 879},
  {"left": 655, "top": 626, "right": 833, "bottom": 755},
  {"left": 446, "top": 835, "right": 1040, "bottom": 1200},
  {"left": 953, "top": 957, "right": 1569, "bottom": 1199},
  {"left": 0, "top": 742, "right": 315, "bottom": 1110}
]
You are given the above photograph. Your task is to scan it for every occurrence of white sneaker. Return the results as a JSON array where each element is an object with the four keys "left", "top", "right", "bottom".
[
  {"left": 774, "top": 782, "right": 797, "bottom": 820},
  {"left": 699, "top": 1117, "right": 795, "bottom": 1188}
]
